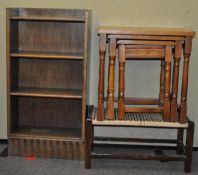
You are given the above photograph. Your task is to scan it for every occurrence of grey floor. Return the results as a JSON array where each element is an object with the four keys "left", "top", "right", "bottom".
[{"left": 0, "top": 144, "right": 198, "bottom": 175}]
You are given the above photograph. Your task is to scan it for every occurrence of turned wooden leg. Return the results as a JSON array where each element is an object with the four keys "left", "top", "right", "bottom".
[
  {"left": 163, "top": 46, "right": 172, "bottom": 121},
  {"left": 85, "top": 119, "right": 92, "bottom": 169},
  {"left": 184, "top": 120, "right": 194, "bottom": 173},
  {"left": 159, "top": 60, "right": 165, "bottom": 107},
  {"left": 97, "top": 34, "right": 106, "bottom": 121},
  {"left": 176, "top": 128, "right": 184, "bottom": 154},
  {"left": 170, "top": 41, "right": 182, "bottom": 122},
  {"left": 180, "top": 37, "right": 192, "bottom": 124},
  {"left": 107, "top": 38, "right": 116, "bottom": 120},
  {"left": 118, "top": 45, "right": 126, "bottom": 120}
]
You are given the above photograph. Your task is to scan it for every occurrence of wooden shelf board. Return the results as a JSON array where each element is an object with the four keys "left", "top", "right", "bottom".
[
  {"left": 10, "top": 16, "right": 85, "bottom": 22},
  {"left": 10, "top": 126, "right": 81, "bottom": 140},
  {"left": 10, "top": 51, "right": 84, "bottom": 60},
  {"left": 10, "top": 88, "right": 83, "bottom": 99}
]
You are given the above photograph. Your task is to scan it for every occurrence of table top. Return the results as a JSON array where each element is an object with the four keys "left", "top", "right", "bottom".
[{"left": 97, "top": 26, "right": 196, "bottom": 37}]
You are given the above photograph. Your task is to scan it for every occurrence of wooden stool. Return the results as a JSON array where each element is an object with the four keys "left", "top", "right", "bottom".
[{"left": 85, "top": 111, "right": 194, "bottom": 173}]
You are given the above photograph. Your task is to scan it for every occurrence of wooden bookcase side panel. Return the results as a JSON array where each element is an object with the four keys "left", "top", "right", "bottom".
[
  {"left": 81, "top": 11, "right": 91, "bottom": 139},
  {"left": 6, "top": 9, "right": 12, "bottom": 135}
]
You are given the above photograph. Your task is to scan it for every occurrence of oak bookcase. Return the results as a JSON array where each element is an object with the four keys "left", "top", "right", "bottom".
[{"left": 6, "top": 8, "right": 90, "bottom": 159}]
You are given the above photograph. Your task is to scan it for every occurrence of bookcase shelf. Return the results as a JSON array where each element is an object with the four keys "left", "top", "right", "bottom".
[
  {"left": 10, "top": 126, "right": 81, "bottom": 139},
  {"left": 7, "top": 8, "right": 90, "bottom": 159},
  {"left": 10, "top": 16, "right": 85, "bottom": 22},
  {"left": 11, "top": 51, "right": 84, "bottom": 60},
  {"left": 10, "top": 88, "right": 82, "bottom": 99}
]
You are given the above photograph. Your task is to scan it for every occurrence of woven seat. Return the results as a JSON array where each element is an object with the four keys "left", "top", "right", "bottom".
[{"left": 91, "top": 108, "right": 188, "bottom": 128}]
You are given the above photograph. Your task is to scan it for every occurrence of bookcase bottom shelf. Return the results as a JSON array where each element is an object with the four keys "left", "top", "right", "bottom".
[
  {"left": 8, "top": 137, "right": 84, "bottom": 159},
  {"left": 11, "top": 126, "right": 81, "bottom": 139}
]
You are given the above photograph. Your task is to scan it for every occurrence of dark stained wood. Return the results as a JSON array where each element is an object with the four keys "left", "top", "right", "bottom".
[
  {"left": 184, "top": 121, "right": 194, "bottom": 173},
  {"left": 17, "top": 97, "right": 82, "bottom": 130},
  {"left": 94, "top": 136, "right": 177, "bottom": 144},
  {"left": 11, "top": 127, "right": 81, "bottom": 138},
  {"left": 85, "top": 106, "right": 194, "bottom": 171},
  {"left": 0, "top": 147, "right": 8, "bottom": 157},
  {"left": 11, "top": 21, "right": 85, "bottom": 54},
  {"left": 8, "top": 138, "right": 84, "bottom": 159},
  {"left": 97, "top": 34, "right": 106, "bottom": 121},
  {"left": 107, "top": 38, "right": 116, "bottom": 120},
  {"left": 177, "top": 128, "right": 184, "bottom": 155},
  {"left": 85, "top": 119, "right": 92, "bottom": 169},
  {"left": 10, "top": 8, "right": 86, "bottom": 20},
  {"left": 170, "top": 41, "right": 182, "bottom": 122},
  {"left": 180, "top": 37, "right": 192, "bottom": 123},
  {"left": 6, "top": 9, "right": 11, "bottom": 136},
  {"left": 118, "top": 45, "right": 126, "bottom": 120},
  {"left": 81, "top": 10, "right": 91, "bottom": 139},
  {"left": 7, "top": 8, "right": 90, "bottom": 160},
  {"left": 10, "top": 16, "right": 85, "bottom": 22},
  {"left": 92, "top": 153, "right": 185, "bottom": 161},
  {"left": 12, "top": 59, "right": 83, "bottom": 90}
]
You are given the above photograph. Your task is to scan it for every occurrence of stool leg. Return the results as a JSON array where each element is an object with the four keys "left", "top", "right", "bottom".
[
  {"left": 176, "top": 128, "right": 184, "bottom": 154},
  {"left": 118, "top": 45, "right": 126, "bottom": 120},
  {"left": 184, "top": 120, "right": 194, "bottom": 173},
  {"left": 107, "top": 38, "right": 116, "bottom": 120},
  {"left": 163, "top": 46, "right": 172, "bottom": 121},
  {"left": 85, "top": 119, "right": 92, "bottom": 169}
]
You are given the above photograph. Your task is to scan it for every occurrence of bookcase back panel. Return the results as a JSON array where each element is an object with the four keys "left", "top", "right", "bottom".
[
  {"left": 11, "top": 97, "right": 82, "bottom": 129},
  {"left": 10, "top": 21, "right": 85, "bottom": 54},
  {"left": 11, "top": 58, "right": 83, "bottom": 90}
]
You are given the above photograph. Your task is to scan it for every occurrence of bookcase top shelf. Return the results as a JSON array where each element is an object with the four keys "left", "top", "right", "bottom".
[{"left": 10, "top": 16, "right": 85, "bottom": 22}]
